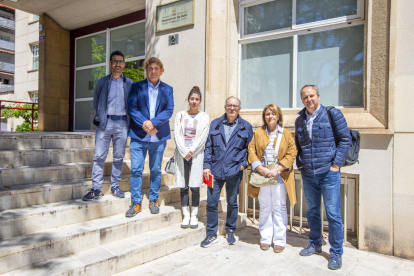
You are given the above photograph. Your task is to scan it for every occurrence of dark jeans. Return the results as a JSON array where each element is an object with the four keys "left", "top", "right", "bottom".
[
  {"left": 301, "top": 169, "right": 343, "bottom": 256},
  {"left": 180, "top": 157, "right": 200, "bottom": 206},
  {"left": 206, "top": 171, "right": 243, "bottom": 237}
]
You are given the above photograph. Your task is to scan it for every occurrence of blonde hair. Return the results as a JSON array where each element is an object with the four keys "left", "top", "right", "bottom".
[
  {"left": 262, "top": 104, "right": 283, "bottom": 128},
  {"left": 144, "top": 57, "right": 164, "bottom": 73}
]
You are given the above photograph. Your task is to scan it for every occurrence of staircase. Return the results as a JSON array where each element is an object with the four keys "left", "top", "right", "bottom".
[{"left": 0, "top": 132, "right": 247, "bottom": 275}]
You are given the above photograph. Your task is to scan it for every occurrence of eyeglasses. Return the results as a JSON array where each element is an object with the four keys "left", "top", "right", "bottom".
[
  {"left": 111, "top": 60, "right": 125, "bottom": 65},
  {"left": 225, "top": 104, "right": 240, "bottom": 109},
  {"left": 147, "top": 67, "right": 161, "bottom": 72}
]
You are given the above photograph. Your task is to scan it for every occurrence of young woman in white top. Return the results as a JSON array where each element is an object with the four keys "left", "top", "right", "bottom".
[{"left": 174, "top": 86, "right": 210, "bottom": 229}]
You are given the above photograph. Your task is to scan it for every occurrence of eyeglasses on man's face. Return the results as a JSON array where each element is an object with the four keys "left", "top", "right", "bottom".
[
  {"left": 225, "top": 104, "right": 240, "bottom": 109},
  {"left": 147, "top": 67, "right": 161, "bottom": 72},
  {"left": 111, "top": 60, "right": 125, "bottom": 65}
]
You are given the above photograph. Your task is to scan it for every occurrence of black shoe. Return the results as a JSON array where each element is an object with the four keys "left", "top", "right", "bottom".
[
  {"left": 82, "top": 188, "right": 102, "bottom": 201},
  {"left": 299, "top": 244, "right": 322, "bottom": 256},
  {"left": 328, "top": 253, "right": 342, "bottom": 270},
  {"left": 226, "top": 230, "right": 238, "bottom": 245},
  {"left": 125, "top": 203, "right": 142, "bottom": 218},
  {"left": 200, "top": 236, "right": 218, "bottom": 248},
  {"left": 149, "top": 201, "right": 159, "bottom": 214}
]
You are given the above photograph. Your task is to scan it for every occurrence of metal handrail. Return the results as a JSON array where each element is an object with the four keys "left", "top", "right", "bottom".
[{"left": 0, "top": 100, "right": 38, "bottom": 131}]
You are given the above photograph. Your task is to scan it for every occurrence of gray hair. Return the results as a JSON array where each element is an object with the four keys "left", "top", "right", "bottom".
[
  {"left": 300, "top": 85, "right": 319, "bottom": 98},
  {"left": 225, "top": 96, "right": 241, "bottom": 106}
]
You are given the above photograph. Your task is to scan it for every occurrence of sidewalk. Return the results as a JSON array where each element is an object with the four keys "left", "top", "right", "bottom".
[{"left": 116, "top": 226, "right": 414, "bottom": 276}]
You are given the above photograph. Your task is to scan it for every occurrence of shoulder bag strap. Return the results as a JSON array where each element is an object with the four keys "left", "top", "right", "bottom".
[
  {"left": 273, "top": 127, "right": 284, "bottom": 163},
  {"left": 326, "top": 106, "right": 338, "bottom": 146}
]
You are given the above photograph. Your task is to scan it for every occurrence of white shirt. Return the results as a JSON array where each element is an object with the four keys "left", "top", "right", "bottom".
[{"left": 142, "top": 79, "right": 160, "bottom": 142}]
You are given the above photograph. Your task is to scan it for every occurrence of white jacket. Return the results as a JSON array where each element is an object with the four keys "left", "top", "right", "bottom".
[{"left": 174, "top": 110, "right": 210, "bottom": 188}]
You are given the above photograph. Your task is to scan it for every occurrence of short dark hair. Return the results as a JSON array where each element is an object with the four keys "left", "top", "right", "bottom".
[{"left": 110, "top": 51, "right": 124, "bottom": 62}]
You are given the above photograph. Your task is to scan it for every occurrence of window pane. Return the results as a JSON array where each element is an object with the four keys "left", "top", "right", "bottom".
[
  {"left": 123, "top": 59, "right": 145, "bottom": 82},
  {"left": 75, "top": 66, "right": 106, "bottom": 99},
  {"left": 75, "top": 101, "right": 96, "bottom": 131},
  {"left": 297, "top": 24, "right": 364, "bottom": 107},
  {"left": 241, "top": 37, "right": 293, "bottom": 109},
  {"left": 111, "top": 23, "right": 145, "bottom": 58},
  {"left": 76, "top": 33, "right": 106, "bottom": 68},
  {"left": 296, "top": 0, "right": 358, "bottom": 25},
  {"left": 244, "top": 0, "right": 292, "bottom": 35}
]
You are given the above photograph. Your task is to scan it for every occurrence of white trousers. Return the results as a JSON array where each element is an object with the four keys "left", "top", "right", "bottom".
[{"left": 258, "top": 183, "right": 288, "bottom": 246}]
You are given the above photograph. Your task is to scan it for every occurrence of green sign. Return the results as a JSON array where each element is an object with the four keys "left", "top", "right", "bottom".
[{"left": 156, "top": 0, "right": 194, "bottom": 32}]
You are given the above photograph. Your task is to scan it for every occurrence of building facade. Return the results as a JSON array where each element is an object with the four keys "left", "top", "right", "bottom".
[{"left": 3, "top": 0, "right": 414, "bottom": 259}]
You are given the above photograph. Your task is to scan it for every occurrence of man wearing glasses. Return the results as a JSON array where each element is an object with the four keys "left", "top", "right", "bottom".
[
  {"left": 125, "top": 57, "right": 174, "bottom": 217},
  {"left": 83, "top": 51, "right": 133, "bottom": 201},
  {"left": 201, "top": 96, "right": 253, "bottom": 247}
]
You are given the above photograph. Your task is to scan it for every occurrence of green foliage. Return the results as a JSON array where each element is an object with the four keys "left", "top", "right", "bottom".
[
  {"left": 123, "top": 59, "right": 145, "bottom": 82},
  {"left": 1, "top": 104, "right": 38, "bottom": 132},
  {"left": 91, "top": 38, "right": 106, "bottom": 89}
]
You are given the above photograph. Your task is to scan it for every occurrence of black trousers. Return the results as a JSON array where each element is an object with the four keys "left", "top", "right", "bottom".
[{"left": 181, "top": 157, "right": 200, "bottom": 206}]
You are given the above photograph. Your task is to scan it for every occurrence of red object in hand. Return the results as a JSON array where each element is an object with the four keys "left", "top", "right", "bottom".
[{"left": 203, "top": 174, "right": 214, "bottom": 188}]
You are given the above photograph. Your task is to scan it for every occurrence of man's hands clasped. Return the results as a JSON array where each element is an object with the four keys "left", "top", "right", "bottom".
[{"left": 143, "top": 120, "right": 158, "bottom": 135}]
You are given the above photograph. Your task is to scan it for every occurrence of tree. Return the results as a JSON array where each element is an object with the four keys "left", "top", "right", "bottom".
[
  {"left": 123, "top": 55, "right": 145, "bottom": 82},
  {"left": 1, "top": 104, "right": 38, "bottom": 131}
]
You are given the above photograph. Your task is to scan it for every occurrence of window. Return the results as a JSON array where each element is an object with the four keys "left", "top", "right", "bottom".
[
  {"left": 239, "top": 0, "right": 364, "bottom": 110},
  {"left": 32, "top": 15, "right": 40, "bottom": 22},
  {"left": 74, "top": 21, "right": 146, "bottom": 131},
  {"left": 32, "top": 44, "right": 39, "bottom": 70},
  {"left": 3, "top": 79, "right": 9, "bottom": 85},
  {"left": 31, "top": 92, "right": 38, "bottom": 103}
]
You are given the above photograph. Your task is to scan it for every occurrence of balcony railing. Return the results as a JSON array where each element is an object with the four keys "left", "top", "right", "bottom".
[
  {"left": 0, "top": 84, "right": 13, "bottom": 92},
  {"left": 0, "top": 18, "right": 15, "bottom": 30},
  {"left": 0, "top": 40, "right": 14, "bottom": 51},
  {"left": 0, "top": 62, "right": 14, "bottom": 73}
]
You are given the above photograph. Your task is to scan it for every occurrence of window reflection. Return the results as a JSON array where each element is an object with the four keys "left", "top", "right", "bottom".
[
  {"left": 76, "top": 33, "right": 106, "bottom": 68},
  {"left": 76, "top": 66, "right": 106, "bottom": 99},
  {"left": 244, "top": 0, "right": 292, "bottom": 35},
  {"left": 297, "top": 24, "right": 364, "bottom": 107},
  {"left": 111, "top": 23, "right": 145, "bottom": 58},
  {"left": 296, "top": 0, "right": 358, "bottom": 25},
  {"left": 241, "top": 37, "right": 293, "bottom": 109},
  {"left": 75, "top": 101, "right": 96, "bottom": 131}
]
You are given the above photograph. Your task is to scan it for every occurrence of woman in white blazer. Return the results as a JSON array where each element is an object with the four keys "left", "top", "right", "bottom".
[{"left": 174, "top": 86, "right": 210, "bottom": 229}]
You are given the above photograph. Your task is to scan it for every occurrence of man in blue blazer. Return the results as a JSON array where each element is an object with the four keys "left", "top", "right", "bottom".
[
  {"left": 201, "top": 96, "right": 253, "bottom": 247},
  {"left": 125, "top": 57, "right": 174, "bottom": 217},
  {"left": 83, "top": 51, "right": 133, "bottom": 201}
]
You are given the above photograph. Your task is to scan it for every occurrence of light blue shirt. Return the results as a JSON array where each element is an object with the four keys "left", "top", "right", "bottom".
[
  {"left": 305, "top": 105, "right": 321, "bottom": 139},
  {"left": 107, "top": 75, "right": 125, "bottom": 116},
  {"left": 223, "top": 116, "right": 238, "bottom": 144},
  {"left": 142, "top": 79, "right": 160, "bottom": 142}
]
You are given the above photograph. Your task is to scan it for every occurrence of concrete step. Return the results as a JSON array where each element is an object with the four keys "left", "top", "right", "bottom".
[
  {"left": 0, "top": 172, "right": 184, "bottom": 211},
  {"left": 0, "top": 186, "right": 186, "bottom": 239},
  {"left": 0, "top": 132, "right": 97, "bottom": 150},
  {"left": 0, "top": 159, "right": 171, "bottom": 186},
  {"left": 0, "top": 148, "right": 132, "bottom": 169},
  {"left": 1, "top": 212, "right": 247, "bottom": 276},
  {"left": 0, "top": 198, "right": 225, "bottom": 274}
]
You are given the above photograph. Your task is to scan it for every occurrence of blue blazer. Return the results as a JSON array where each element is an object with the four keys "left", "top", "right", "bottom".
[
  {"left": 128, "top": 79, "right": 174, "bottom": 141},
  {"left": 93, "top": 74, "right": 133, "bottom": 129},
  {"left": 203, "top": 114, "right": 253, "bottom": 180}
]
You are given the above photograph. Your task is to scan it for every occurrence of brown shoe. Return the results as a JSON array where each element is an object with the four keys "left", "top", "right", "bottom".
[
  {"left": 273, "top": 245, "right": 284, "bottom": 253},
  {"left": 149, "top": 200, "right": 159, "bottom": 214},
  {"left": 260, "top": 243, "right": 271, "bottom": 251},
  {"left": 125, "top": 203, "right": 141, "bottom": 217}
]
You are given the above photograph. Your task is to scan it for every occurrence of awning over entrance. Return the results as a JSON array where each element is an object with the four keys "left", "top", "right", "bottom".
[{"left": 3, "top": 0, "right": 145, "bottom": 30}]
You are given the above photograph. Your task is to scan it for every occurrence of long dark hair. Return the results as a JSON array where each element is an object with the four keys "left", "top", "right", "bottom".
[{"left": 187, "top": 86, "right": 202, "bottom": 101}]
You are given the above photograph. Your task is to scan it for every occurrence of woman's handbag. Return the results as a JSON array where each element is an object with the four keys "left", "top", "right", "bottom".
[
  {"left": 249, "top": 129, "right": 283, "bottom": 187},
  {"left": 165, "top": 156, "right": 175, "bottom": 174}
]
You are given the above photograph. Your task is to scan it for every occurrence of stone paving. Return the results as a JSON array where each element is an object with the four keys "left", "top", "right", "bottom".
[{"left": 116, "top": 225, "right": 414, "bottom": 276}]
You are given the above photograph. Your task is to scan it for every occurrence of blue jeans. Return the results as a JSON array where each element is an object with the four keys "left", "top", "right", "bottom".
[
  {"left": 206, "top": 172, "right": 243, "bottom": 237},
  {"left": 301, "top": 169, "right": 343, "bottom": 256},
  {"left": 130, "top": 139, "right": 166, "bottom": 204},
  {"left": 92, "top": 119, "right": 128, "bottom": 190}
]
